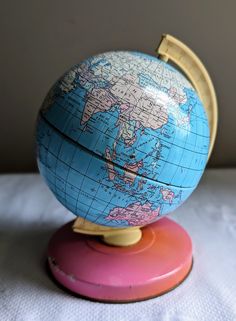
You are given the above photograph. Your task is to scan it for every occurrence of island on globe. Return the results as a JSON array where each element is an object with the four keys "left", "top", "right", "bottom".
[{"left": 36, "top": 51, "right": 209, "bottom": 227}]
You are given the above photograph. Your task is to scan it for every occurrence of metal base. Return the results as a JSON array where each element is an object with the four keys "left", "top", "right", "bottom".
[{"left": 47, "top": 218, "right": 193, "bottom": 302}]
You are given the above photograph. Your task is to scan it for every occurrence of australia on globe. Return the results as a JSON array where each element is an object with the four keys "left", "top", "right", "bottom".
[{"left": 36, "top": 51, "right": 209, "bottom": 227}]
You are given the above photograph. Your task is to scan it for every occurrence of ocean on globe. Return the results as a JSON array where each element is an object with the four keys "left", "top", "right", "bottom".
[{"left": 36, "top": 51, "right": 209, "bottom": 227}]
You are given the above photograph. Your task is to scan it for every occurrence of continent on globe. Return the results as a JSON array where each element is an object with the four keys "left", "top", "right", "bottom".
[
  {"left": 106, "top": 202, "right": 160, "bottom": 226},
  {"left": 81, "top": 88, "right": 116, "bottom": 125},
  {"left": 161, "top": 188, "right": 175, "bottom": 204}
]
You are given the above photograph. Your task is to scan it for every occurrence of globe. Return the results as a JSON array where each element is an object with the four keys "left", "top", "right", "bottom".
[{"left": 36, "top": 50, "right": 209, "bottom": 228}]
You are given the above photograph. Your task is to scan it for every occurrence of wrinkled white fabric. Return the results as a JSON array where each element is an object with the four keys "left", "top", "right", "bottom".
[{"left": 0, "top": 170, "right": 236, "bottom": 321}]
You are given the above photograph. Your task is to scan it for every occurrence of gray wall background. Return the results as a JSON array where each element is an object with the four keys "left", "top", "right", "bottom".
[{"left": 1, "top": 0, "right": 235, "bottom": 172}]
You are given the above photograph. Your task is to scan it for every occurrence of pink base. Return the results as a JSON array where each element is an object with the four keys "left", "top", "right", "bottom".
[{"left": 47, "top": 218, "right": 192, "bottom": 302}]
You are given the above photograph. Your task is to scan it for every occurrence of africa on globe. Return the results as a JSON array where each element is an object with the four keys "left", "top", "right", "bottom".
[{"left": 36, "top": 50, "right": 209, "bottom": 227}]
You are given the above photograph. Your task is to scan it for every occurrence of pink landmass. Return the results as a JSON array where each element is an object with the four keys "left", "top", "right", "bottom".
[
  {"left": 161, "top": 188, "right": 175, "bottom": 204},
  {"left": 105, "top": 148, "right": 143, "bottom": 186},
  {"left": 124, "top": 160, "right": 143, "bottom": 172},
  {"left": 124, "top": 135, "right": 137, "bottom": 146},
  {"left": 122, "top": 160, "right": 143, "bottom": 185},
  {"left": 81, "top": 88, "right": 116, "bottom": 125},
  {"left": 106, "top": 202, "right": 160, "bottom": 226},
  {"left": 105, "top": 147, "right": 117, "bottom": 180},
  {"left": 120, "top": 103, "right": 130, "bottom": 112},
  {"left": 168, "top": 86, "right": 186, "bottom": 104}
]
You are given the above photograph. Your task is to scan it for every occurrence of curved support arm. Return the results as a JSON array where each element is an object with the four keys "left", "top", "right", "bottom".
[{"left": 156, "top": 34, "right": 218, "bottom": 159}]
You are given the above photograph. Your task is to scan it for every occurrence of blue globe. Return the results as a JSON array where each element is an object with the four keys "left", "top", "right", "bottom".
[{"left": 36, "top": 51, "right": 209, "bottom": 227}]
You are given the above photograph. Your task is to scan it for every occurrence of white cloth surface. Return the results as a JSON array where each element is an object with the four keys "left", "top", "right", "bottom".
[{"left": 0, "top": 170, "right": 236, "bottom": 321}]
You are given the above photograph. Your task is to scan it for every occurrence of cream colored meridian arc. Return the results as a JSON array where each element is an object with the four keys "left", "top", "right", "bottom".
[{"left": 156, "top": 34, "right": 218, "bottom": 159}]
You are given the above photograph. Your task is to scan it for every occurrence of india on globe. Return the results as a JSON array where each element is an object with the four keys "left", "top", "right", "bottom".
[{"left": 36, "top": 51, "right": 209, "bottom": 228}]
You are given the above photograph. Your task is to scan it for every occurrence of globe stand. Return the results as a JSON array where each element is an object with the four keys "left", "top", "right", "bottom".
[
  {"left": 46, "top": 34, "right": 218, "bottom": 302},
  {"left": 47, "top": 217, "right": 193, "bottom": 302}
]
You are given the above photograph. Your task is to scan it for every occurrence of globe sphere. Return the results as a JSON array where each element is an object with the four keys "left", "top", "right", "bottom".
[{"left": 36, "top": 51, "right": 209, "bottom": 227}]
